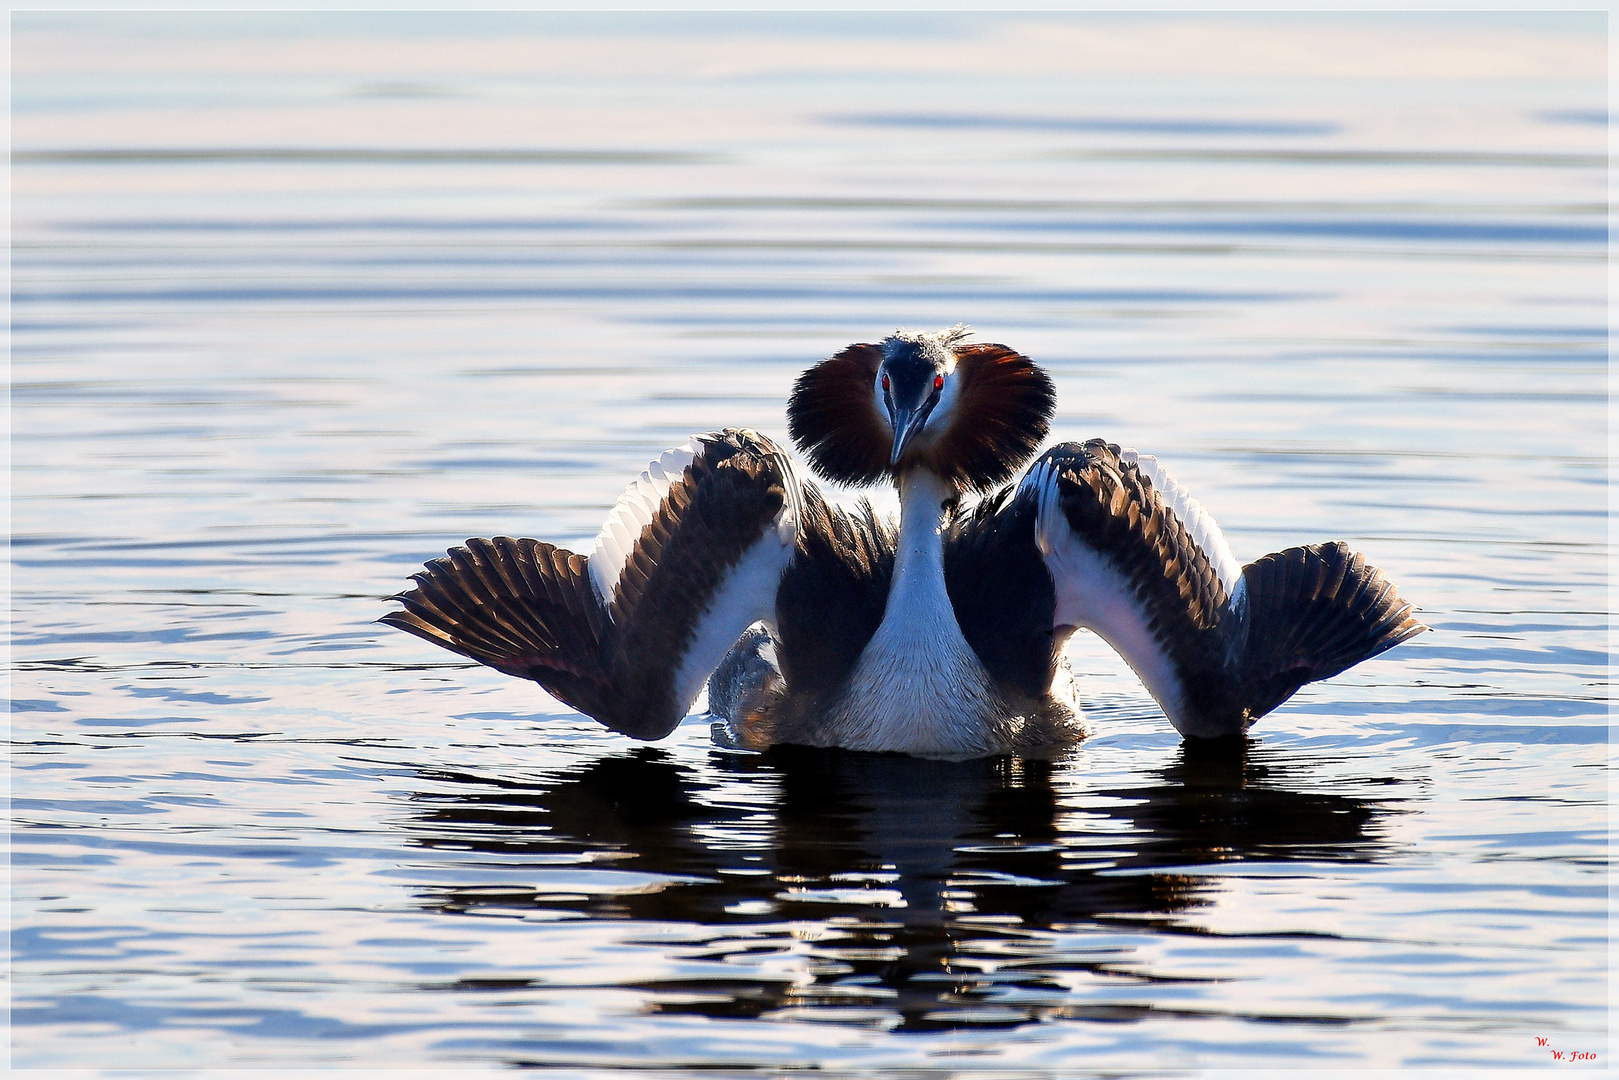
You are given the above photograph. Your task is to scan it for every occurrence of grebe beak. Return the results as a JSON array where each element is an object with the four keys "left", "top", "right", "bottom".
[{"left": 889, "top": 398, "right": 935, "bottom": 466}]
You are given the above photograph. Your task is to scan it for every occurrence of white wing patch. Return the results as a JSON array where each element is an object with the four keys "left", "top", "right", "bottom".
[
  {"left": 1119, "top": 449, "right": 1242, "bottom": 598},
  {"left": 669, "top": 534, "right": 796, "bottom": 720},
  {"left": 1020, "top": 457, "right": 1061, "bottom": 557},
  {"left": 588, "top": 441, "right": 699, "bottom": 606}
]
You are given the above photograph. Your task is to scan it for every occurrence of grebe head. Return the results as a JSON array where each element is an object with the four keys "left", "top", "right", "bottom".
[
  {"left": 878, "top": 328, "right": 961, "bottom": 467},
  {"left": 788, "top": 325, "right": 1055, "bottom": 493}
]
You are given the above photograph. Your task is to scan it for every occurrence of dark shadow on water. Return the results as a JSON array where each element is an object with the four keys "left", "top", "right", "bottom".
[{"left": 403, "top": 741, "right": 1402, "bottom": 1032}]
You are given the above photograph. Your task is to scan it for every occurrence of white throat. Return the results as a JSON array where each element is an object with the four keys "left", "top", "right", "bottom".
[{"left": 828, "top": 468, "right": 1001, "bottom": 757}]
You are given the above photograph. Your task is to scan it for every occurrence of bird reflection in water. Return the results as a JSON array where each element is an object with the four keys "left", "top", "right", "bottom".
[{"left": 404, "top": 741, "right": 1399, "bottom": 1031}]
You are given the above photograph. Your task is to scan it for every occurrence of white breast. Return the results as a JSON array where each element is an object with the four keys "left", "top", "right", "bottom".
[{"left": 823, "top": 471, "right": 1004, "bottom": 758}]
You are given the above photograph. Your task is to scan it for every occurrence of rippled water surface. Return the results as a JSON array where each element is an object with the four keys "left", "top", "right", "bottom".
[{"left": 11, "top": 12, "right": 1609, "bottom": 1073}]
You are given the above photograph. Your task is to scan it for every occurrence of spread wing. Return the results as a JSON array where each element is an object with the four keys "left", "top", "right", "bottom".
[
  {"left": 1022, "top": 439, "right": 1426, "bottom": 738},
  {"left": 382, "top": 428, "right": 806, "bottom": 740}
]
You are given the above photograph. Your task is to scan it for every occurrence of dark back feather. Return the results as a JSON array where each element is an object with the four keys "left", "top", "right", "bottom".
[
  {"left": 773, "top": 483, "right": 897, "bottom": 699},
  {"left": 944, "top": 484, "right": 1061, "bottom": 699}
]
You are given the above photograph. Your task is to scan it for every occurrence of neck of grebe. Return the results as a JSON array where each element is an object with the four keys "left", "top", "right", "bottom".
[
  {"left": 884, "top": 467, "right": 957, "bottom": 627},
  {"left": 833, "top": 463, "right": 998, "bottom": 755}
]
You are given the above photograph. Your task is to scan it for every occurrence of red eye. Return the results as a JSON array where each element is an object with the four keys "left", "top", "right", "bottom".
[
  {"left": 881, "top": 374, "right": 890, "bottom": 392},
  {"left": 933, "top": 374, "right": 944, "bottom": 391}
]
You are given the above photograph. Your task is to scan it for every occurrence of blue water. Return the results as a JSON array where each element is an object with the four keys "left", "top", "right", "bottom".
[{"left": 10, "top": 12, "right": 1608, "bottom": 1073}]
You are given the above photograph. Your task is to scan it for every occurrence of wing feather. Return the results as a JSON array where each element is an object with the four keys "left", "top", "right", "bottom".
[
  {"left": 1025, "top": 439, "right": 1426, "bottom": 738},
  {"left": 1026, "top": 440, "right": 1230, "bottom": 732},
  {"left": 589, "top": 442, "right": 699, "bottom": 607},
  {"left": 1120, "top": 450, "right": 1241, "bottom": 596},
  {"left": 384, "top": 429, "right": 803, "bottom": 740}
]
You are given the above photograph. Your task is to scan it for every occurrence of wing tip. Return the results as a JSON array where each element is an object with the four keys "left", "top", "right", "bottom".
[{"left": 1236, "top": 541, "right": 1427, "bottom": 719}]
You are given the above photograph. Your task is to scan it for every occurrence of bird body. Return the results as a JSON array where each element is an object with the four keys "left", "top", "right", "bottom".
[
  {"left": 762, "top": 465, "right": 1080, "bottom": 757},
  {"left": 384, "top": 327, "right": 1425, "bottom": 758}
]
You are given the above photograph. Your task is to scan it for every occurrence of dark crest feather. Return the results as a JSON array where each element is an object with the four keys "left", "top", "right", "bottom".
[
  {"left": 787, "top": 343, "right": 890, "bottom": 486},
  {"left": 930, "top": 344, "right": 1055, "bottom": 492}
]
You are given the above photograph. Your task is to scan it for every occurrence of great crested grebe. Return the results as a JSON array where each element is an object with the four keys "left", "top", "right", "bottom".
[{"left": 383, "top": 326, "right": 1425, "bottom": 758}]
